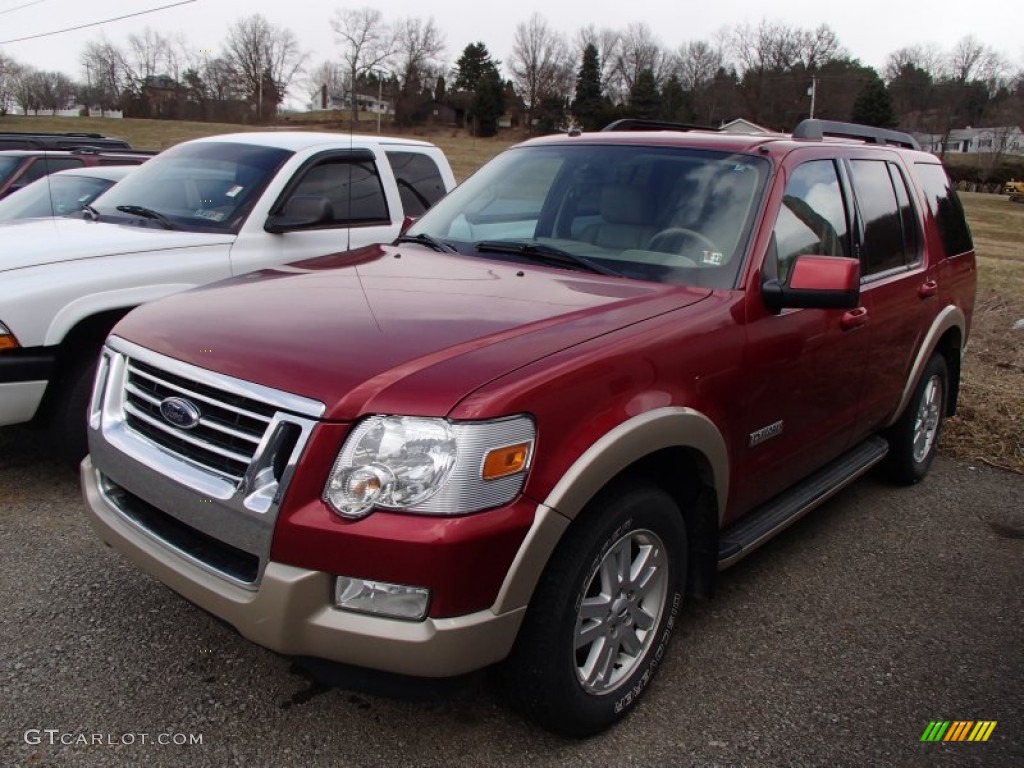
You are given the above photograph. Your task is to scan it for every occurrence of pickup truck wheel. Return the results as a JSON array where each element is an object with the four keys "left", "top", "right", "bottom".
[
  {"left": 47, "top": 357, "right": 97, "bottom": 466},
  {"left": 883, "top": 354, "right": 948, "bottom": 485},
  {"left": 500, "top": 481, "right": 686, "bottom": 737}
]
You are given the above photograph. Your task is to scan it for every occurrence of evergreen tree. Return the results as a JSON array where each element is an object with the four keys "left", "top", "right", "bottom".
[
  {"left": 453, "top": 43, "right": 494, "bottom": 93},
  {"left": 851, "top": 73, "right": 897, "bottom": 128},
  {"left": 659, "top": 74, "right": 693, "bottom": 122},
  {"left": 572, "top": 43, "right": 604, "bottom": 131},
  {"left": 473, "top": 68, "right": 505, "bottom": 137},
  {"left": 628, "top": 68, "right": 660, "bottom": 119}
]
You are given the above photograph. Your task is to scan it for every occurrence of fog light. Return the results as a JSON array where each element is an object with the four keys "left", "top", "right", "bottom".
[{"left": 334, "top": 576, "right": 430, "bottom": 620}]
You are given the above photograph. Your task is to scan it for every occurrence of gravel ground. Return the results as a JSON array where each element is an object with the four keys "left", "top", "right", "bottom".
[{"left": 1, "top": 424, "right": 1021, "bottom": 767}]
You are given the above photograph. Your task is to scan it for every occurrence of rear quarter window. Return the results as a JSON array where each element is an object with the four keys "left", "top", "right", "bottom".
[
  {"left": 913, "top": 163, "right": 973, "bottom": 257},
  {"left": 385, "top": 151, "right": 447, "bottom": 216}
]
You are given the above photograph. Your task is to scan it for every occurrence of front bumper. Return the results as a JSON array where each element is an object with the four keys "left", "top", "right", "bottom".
[
  {"left": 0, "top": 349, "right": 54, "bottom": 425},
  {"left": 82, "top": 457, "right": 528, "bottom": 677}
]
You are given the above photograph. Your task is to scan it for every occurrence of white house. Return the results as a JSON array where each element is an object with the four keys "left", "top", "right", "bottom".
[{"left": 914, "top": 126, "right": 1024, "bottom": 155}]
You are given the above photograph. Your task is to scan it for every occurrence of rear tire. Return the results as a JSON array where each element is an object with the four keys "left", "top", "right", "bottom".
[
  {"left": 883, "top": 354, "right": 948, "bottom": 485},
  {"left": 47, "top": 357, "right": 97, "bottom": 466},
  {"left": 499, "top": 481, "right": 687, "bottom": 737}
]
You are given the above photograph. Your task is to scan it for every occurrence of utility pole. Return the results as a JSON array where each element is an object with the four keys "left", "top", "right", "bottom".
[
  {"left": 808, "top": 77, "right": 818, "bottom": 120},
  {"left": 377, "top": 71, "right": 382, "bottom": 134}
]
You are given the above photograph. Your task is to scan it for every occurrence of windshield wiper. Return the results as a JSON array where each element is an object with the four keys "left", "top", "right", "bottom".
[
  {"left": 81, "top": 203, "right": 100, "bottom": 221},
  {"left": 474, "top": 240, "right": 620, "bottom": 277},
  {"left": 393, "top": 232, "right": 458, "bottom": 253},
  {"left": 115, "top": 204, "right": 177, "bottom": 230}
]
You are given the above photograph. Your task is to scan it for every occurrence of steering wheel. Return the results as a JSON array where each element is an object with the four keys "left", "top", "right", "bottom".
[{"left": 647, "top": 227, "right": 721, "bottom": 265}]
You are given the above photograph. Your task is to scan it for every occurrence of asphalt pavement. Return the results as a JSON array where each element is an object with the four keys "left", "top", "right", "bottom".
[{"left": 1, "top": 424, "right": 1021, "bottom": 767}]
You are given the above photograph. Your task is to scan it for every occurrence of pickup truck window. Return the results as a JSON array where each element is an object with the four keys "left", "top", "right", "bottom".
[
  {"left": 408, "top": 144, "right": 768, "bottom": 289},
  {"left": 385, "top": 151, "right": 447, "bottom": 216},
  {"left": 772, "top": 160, "right": 850, "bottom": 281},
  {"left": 92, "top": 141, "right": 293, "bottom": 233},
  {"left": 283, "top": 157, "right": 390, "bottom": 227},
  {"left": 0, "top": 156, "right": 21, "bottom": 185}
]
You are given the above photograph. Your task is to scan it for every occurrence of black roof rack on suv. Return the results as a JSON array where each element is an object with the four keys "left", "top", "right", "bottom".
[
  {"left": 0, "top": 131, "right": 132, "bottom": 150},
  {"left": 602, "top": 119, "right": 720, "bottom": 133},
  {"left": 792, "top": 119, "right": 920, "bottom": 150}
]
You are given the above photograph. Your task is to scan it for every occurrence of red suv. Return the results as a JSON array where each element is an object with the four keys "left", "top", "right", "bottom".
[
  {"left": 81, "top": 119, "right": 976, "bottom": 736},
  {"left": 0, "top": 148, "right": 153, "bottom": 200}
]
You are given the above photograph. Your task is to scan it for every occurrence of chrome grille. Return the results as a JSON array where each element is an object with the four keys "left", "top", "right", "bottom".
[{"left": 123, "top": 359, "right": 271, "bottom": 482}]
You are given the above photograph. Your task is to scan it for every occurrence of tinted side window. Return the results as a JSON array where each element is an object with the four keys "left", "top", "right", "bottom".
[
  {"left": 772, "top": 160, "right": 850, "bottom": 281},
  {"left": 385, "top": 151, "right": 447, "bottom": 216},
  {"left": 287, "top": 158, "right": 389, "bottom": 227},
  {"left": 849, "top": 159, "right": 905, "bottom": 275},
  {"left": 43, "top": 158, "right": 87, "bottom": 174},
  {"left": 913, "top": 163, "right": 973, "bottom": 257},
  {"left": 889, "top": 164, "right": 919, "bottom": 264}
]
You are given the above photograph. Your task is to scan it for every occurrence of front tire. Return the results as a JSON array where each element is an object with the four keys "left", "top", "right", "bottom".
[
  {"left": 500, "top": 481, "right": 687, "bottom": 737},
  {"left": 47, "top": 356, "right": 97, "bottom": 466},
  {"left": 883, "top": 354, "right": 948, "bottom": 484}
]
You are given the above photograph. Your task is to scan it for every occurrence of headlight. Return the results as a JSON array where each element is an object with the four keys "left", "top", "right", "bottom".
[{"left": 324, "top": 414, "right": 535, "bottom": 519}]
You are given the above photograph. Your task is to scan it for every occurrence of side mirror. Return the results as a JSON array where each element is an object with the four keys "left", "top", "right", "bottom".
[
  {"left": 762, "top": 255, "right": 860, "bottom": 312},
  {"left": 265, "top": 194, "right": 333, "bottom": 233}
]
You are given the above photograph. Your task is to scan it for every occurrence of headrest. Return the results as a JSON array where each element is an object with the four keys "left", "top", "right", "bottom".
[{"left": 599, "top": 185, "right": 651, "bottom": 225}]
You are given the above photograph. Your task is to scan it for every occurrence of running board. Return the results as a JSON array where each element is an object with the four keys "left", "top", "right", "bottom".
[{"left": 717, "top": 436, "right": 889, "bottom": 569}]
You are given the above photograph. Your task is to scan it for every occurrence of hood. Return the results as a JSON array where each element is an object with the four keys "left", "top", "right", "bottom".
[
  {"left": 0, "top": 217, "right": 236, "bottom": 273},
  {"left": 113, "top": 244, "right": 710, "bottom": 420}
]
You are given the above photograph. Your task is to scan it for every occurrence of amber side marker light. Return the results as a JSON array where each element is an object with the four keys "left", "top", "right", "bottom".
[
  {"left": 482, "top": 442, "right": 532, "bottom": 481},
  {"left": 0, "top": 335, "right": 19, "bottom": 351}
]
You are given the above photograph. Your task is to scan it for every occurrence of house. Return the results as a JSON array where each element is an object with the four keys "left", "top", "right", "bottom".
[
  {"left": 914, "top": 126, "right": 1024, "bottom": 155},
  {"left": 318, "top": 90, "right": 393, "bottom": 115},
  {"left": 719, "top": 118, "right": 772, "bottom": 134}
]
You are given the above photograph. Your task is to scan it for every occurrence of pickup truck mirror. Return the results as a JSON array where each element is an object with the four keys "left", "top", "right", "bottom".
[
  {"left": 761, "top": 255, "right": 860, "bottom": 312},
  {"left": 265, "top": 195, "right": 334, "bottom": 233}
]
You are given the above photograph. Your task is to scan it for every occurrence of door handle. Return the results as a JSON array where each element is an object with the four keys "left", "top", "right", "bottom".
[
  {"left": 918, "top": 280, "right": 938, "bottom": 298},
  {"left": 840, "top": 306, "right": 868, "bottom": 330}
]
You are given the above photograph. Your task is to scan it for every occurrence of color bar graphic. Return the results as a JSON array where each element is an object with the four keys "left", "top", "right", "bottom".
[{"left": 920, "top": 720, "right": 996, "bottom": 742}]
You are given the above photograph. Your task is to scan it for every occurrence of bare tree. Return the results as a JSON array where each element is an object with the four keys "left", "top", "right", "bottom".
[
  {"left": 122, "top": 28, "right": 173, "bottom": 95},
  {"left": 675, "top": 40, "right": 724, "bottom": 92},
  {"left": 0, "top": 53, "right": 22, "bottom": 116},
  {"left": 615, "top": 22, "right": 666, "bottom": 94},
  {"left": 80, "top": 39, "right": 128, "bottom": 111},
  {"left": 12, "top": 67, "right": 44, "bottom": 115},
  {"left": 392, "top": 17, "right": 445, "bottom": 95},
  {"left": 331, "top": 7, "right": 396, "bottom": 124},
  {"left": 946, "top": 35, "right": 1004, "bottom": 85},
  {"left": 510, "top": 13, "right": 572, "bottom": 128},
  {"left": 305, "top": 59, "right": 346, "bottom": 108},
  {"left": 223, "top": 14, "right": 307, "bottom": 120}
]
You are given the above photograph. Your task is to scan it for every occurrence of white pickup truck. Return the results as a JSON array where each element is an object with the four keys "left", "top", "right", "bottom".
[{"left": 0, "top": 131, "right": 456, "bottom": 459}]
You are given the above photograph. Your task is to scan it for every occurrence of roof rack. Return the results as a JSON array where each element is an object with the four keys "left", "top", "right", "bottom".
[
  {"left": 67, "top": 146, "right": 159, "bottom": 156},
  {"left": 792, "top": 119, "right": 920, "bottom": 150},
  {"left": 0, "top": 131, "right": 107, "bottom": 139},
  {"left": 601, "top": 119, "right": 719, "bottom": 133}
]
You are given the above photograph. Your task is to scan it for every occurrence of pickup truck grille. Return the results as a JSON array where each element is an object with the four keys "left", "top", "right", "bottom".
[{"left": 123, "top": 359, "right": 273, "bottom": 483}]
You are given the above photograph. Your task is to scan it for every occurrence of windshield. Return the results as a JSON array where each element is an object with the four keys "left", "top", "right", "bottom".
[
  {"left": 0, "top": 156, "right": 21, "bottom": 186},
  {"left": 408, "top": 144, "right": 770, "bottom": 288},
  {"left": 0, "top": 174, "right": 116, "bottom": 223},
  {"left": 92, "top": 141, "right": 293, "bottom": 233}
]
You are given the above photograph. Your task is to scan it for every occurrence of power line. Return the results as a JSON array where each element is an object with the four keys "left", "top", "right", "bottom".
[
  {"left": 0, "top": 0, "right": 196, "bottom": 44},
  {"left": 0, "top": 0, "right": 48, "bottom": 17}
]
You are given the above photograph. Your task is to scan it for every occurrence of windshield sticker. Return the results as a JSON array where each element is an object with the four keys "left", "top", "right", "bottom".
[
  {"left": 194, "top": 209, "right": 226, "bottom": 222},
  {"left": 701, "top": 251, "right": 724, "bottom": 266},
  {"left": 225, "top": 185, "right": 243, "bottom": 198}
]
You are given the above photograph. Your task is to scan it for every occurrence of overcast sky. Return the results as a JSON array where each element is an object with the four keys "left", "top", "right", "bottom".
[{"left": 2, "top": 0, "right": 1022, "bottom": 98}]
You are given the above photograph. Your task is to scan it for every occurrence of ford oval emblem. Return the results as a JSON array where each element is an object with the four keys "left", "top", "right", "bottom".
[{"left": 159, "top": 397, "right": 201, "bottom": 430}]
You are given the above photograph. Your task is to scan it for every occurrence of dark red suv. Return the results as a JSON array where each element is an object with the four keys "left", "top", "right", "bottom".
[
  {"left": 82, "top": 119, "right": 976, "bottom": 736},
  {"left": 0, "top": 148, "right": 154, "bottom": 200}
]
